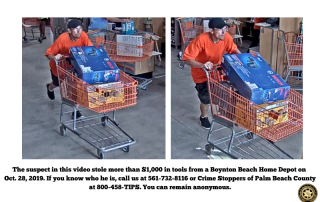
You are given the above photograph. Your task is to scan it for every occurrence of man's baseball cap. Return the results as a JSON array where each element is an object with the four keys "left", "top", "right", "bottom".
[
  {"left": 208, "top": 18, "right": 227, "bottom": 29},
  {"left": 67, "top": 19, "right": 82, "bottom": 29}
]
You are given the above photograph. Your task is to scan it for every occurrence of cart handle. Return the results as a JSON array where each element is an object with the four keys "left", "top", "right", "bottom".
[
  {"left": 278, "top": 30, "right": 301, "bottom": 42},
  {"left": 202, "top": 64, "right": 221, "bottom": 77}
]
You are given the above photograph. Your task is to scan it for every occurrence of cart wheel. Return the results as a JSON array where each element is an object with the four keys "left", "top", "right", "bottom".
[
  {"left": 60, "top": 126, "right": 66, "bottom": 137},
  {"left": 245, "top": 132, "right": 254, "bottom": 140},
  {"left": 136, "top": 88, "right": 139, "bottom": 95},
  {"left": 141, "top": 85, "right": 147, "bottom": 90},
  {"left": 205, "top": 144, "right": 214, "bottom": 155},
  {"left": 101, "top": 117, "right": 107, "bottom": 126},
  {"left": 38, "top": 38, "right": 42, "bottom": 43},
  {"left": 179, "top": 62, "right": 185, "bottom": 69},
  {"left": 122, "top": 146, "right": 130, "bottom": 153},
  {"left": 97, "top": 149, "right": 105, "bottom": 159}
]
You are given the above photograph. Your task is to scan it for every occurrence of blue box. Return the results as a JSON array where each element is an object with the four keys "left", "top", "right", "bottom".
[
  {"left": 69, "top": 46, "right": 120, "bottom": 84},
  {"left": 121, "top": 21, "right": 134, "bottom": 35},
  {"left": 221, "top": 53, "right": 290, "bottom": 105}
]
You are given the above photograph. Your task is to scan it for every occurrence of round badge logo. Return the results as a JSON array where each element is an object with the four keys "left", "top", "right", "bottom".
[{"left": 298, "top": 184, "right": 318, "bottom": 202}]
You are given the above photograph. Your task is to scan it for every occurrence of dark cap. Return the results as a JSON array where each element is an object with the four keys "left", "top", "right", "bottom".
[
  {"left": 208, "top": 18, "right": 227, "bottom": 29},
  {"left": 67, "top": 19, "right": 82, "bottom": 29}
]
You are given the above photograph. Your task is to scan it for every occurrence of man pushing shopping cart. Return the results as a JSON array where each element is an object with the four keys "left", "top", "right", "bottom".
[
  {"left": 45, "top": 19, "right": 93, "bottom": 119},
  {"left": 182, "top": 18, "right": 241, "bottom": 130}
]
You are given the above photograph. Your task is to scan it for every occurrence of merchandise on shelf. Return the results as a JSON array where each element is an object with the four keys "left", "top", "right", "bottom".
[
  {"left": 116, "top": 35, "right": 143, "bottom": 57},
  {"left": 121, "top": 21, "right": 134, "bottom": 35}
]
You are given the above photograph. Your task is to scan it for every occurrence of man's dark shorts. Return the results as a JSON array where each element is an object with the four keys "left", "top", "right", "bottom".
[
  {"left": 50, "top": 70, "right": 59, "bottom": 87},
  {"left": 195, "top": 81, "right": 210, "bottom": 105}
]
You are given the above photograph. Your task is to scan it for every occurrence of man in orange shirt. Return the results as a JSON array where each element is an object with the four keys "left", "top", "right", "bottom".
[
  {"left": 182, "top": 18, "right": 241, "bottom": 129},
  {"left": 45, "top": 19, "right": 93, "bottom": 119}
]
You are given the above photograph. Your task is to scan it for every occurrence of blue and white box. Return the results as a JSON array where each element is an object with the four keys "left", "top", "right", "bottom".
[
  {"left": 121, "top": 21, "right": 134, "bottom": 35},
  {"left": 221, "top": 53, "right": 290, "bottom": 105},
  {"left": 69, "top": 46, "right": 120, "bottom": 84}
]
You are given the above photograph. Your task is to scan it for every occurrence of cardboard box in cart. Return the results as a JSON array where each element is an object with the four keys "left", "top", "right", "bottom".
[
  {"left": 221, "top": 53, "right": 290, "bottom": 105},
  {"left": 236, "top": 100, "right": 289, "bottom": 132},
  {"left": 69, "top": 46, "right": 120, "bottom": 84},
  {"left": 77, "top": 82, "right": 125, "bottom": 108}
]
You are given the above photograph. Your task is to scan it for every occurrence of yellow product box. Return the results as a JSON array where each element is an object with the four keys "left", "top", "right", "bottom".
[
  {"left": 77, "top": 82, "right": 125, "bottom": 108},
  {"left": 236, "top": 100, "right": 288, "bottom": 132}
]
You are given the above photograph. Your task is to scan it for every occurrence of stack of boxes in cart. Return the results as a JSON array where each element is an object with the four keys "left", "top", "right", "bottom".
[
  {"left": 69, "top": 45, "right": 124, "bottom": 108},
  {"left": 220, "top": 52, "right": 290, "bottom": 131}
]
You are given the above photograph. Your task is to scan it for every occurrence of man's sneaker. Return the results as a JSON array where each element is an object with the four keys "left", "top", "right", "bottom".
[
  {"left": 71, "top": 111, "right": 83, "bottom": 119},
  {"left": 199, "top": 116, "right": 211, "bottom": 130},
  {"left": 46, "top": 84, "right": 55, "bottom": 100}
]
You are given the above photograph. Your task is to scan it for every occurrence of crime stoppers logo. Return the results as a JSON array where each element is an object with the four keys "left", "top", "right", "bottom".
[{"left": 298, "top": 184, "right": 318, "bottom": 202}]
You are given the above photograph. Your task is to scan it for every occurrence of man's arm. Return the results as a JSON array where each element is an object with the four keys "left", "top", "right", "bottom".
[
  {"left": 185, "top": 59, "right": 205, "bottom": 68},
  {"left": 231, "top": 49, "right": 241, "bottom": 54},
  {"left": 185, "top": 59, "right": 214, "bottom": 70},
  {"left": 45, "top": 39, "right": 63, "bottom": 60}
]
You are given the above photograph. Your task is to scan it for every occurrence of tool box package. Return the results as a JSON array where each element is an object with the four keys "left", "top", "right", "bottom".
[
  {"left": 221, "top": 53, "right": 290, "bottom": 105},
  {"left": 76, "top": 81, "right": 125, "bottom": 108},
  {"left": 69, "top": 45, "right": 120, "bottom": 84},
  {"left": 236, "top": 100, "right": 289, "bottom": 132}
]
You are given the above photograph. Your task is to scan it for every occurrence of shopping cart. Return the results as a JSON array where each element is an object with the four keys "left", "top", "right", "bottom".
[
  {"left": 88, "top": 29, "right": 155, "bottom": 93},
  {"left": 56, "top": 58, "right": 138, "bottom": 159},
  {"left": 22, "top": 18, "right": 42, "bottom": 43},
  {"left": 203, "top": 66, "right": 303, "bottom": 159},
  {"left": 177, "top": 18, "right": 206, "bottom": 69},
  {"left": 278, "top": 31, "right": 303, "bottom": 90}
]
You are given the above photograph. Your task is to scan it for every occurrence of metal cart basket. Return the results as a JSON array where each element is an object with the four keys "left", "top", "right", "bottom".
[
  {"left": 22, "top": 18, "right": 42, "bottom": 43},
  {"left": 203, "top": 66, "right": 303, "bottom": 159},
  {"left": 177, "top": 18, "right": 205, "bottom": 69},
  {"left": 87, "top": 29, "right": 156, "bottom": 93},
  {"left": 56, "top": 58, "right": 138, "bottom": 159},
  {"left": 279, "top": 31, "right": 303, "bottom": 90}
]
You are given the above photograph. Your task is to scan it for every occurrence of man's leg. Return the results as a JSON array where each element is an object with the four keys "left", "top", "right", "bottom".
[
  {"left": 40, "top": 21, "right": 46, "bottom": 39},
  {"left": 72, "top": 104, "right": 84, "bottom": 119},
  {"left": 195, "top": 82, "right": 211, "bottom": 129},
  {"left": 200, "top": 103, "right": 209, "bottom": 118},
  {"left": 47, "top": 70, "right": 59, "bottom": 100}
]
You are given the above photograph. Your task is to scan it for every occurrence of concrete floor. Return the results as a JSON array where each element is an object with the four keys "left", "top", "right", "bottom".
[
  {"left": 22, "top": 27, "right": 165, "bottom": 159},
  {"left": 171, "top": 39, "right": 303, "bottom": 159}
]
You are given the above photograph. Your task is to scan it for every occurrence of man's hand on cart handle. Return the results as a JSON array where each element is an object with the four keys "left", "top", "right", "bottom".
[
  {"left": 47, "top": 54, "right": 69, "bottom": 61},
  {"left": 55, "top": 54, "right": 69, "bottom": 61},
  {"left": 204, "top": 61, "right": 214, "bottom": 70}
]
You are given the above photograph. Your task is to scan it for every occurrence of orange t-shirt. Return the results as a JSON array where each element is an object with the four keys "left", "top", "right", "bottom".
[
  {"left": 45, "top": 32, "right": 93, "bottom": 76},
  {"left": 182, "top": 32, "right": 237, "bottom": 83}
]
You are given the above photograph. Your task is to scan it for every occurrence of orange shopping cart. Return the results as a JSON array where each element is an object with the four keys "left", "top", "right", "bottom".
[
  {"left": 203, "top": 66, "right": 303, "bottom": 159},
  {"left": 87, "top": 29, "right": 157, "bottom": 93},
  {"left": 56, "top": 58, "right": 138, "bottom": 159},
  {"left": 278, "top": 30, "right": 303, "bottom": 90},
  {"left": 22, "top": 18, "right": 42, "bottom": 43},
  {"left": 177, "top": 17, "right": 206, "bottom": 69}
]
